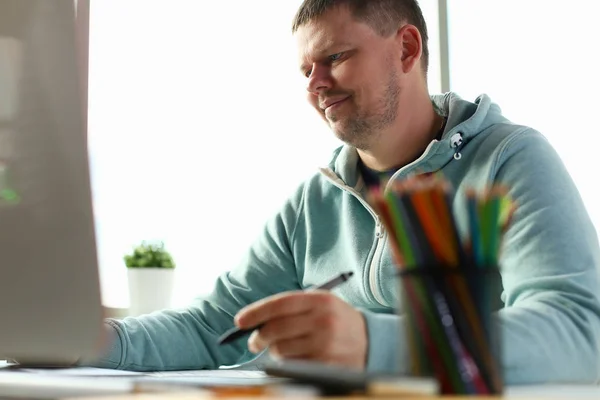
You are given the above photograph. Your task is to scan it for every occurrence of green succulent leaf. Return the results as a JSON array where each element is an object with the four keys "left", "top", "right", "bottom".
[{"left": 123, "top": 241, "right": 176, "bottom": 269}]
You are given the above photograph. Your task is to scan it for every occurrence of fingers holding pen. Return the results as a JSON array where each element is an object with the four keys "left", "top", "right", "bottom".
[
  {"left": 237, "top": 292, "right": 335, "bottom": 352},
  {"left": 235, "top": 291, "right": 315, "bottom": 329},
  {"left": 233, "top": 290, "right": 368, "bottom": 370},
  {"left": 247, "top": 312, "right": 315, "bottom": 354},
  {"left": 243, "top": 292, "right": 343, "bottom": 354}
]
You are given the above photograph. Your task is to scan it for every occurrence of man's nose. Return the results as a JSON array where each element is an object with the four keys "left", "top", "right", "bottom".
[{"left": 306, "top": 64, "right": 333, "bottom": 96}]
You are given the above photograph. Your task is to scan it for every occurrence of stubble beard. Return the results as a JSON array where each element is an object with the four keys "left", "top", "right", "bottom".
[{"left": 329, "top": 69, "right": 400, "bottom": 151}]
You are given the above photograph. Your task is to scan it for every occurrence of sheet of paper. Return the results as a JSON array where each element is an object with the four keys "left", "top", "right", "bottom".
[
  {"left": 148, "top": 370, "right": 267, "bottom": 378},
  {"left": 0, "top": 372, "right": 134, "bottom": 399},
  {"left": 18, "top": 367, "right": 143, "bottom": 377},
  {"left": 139, "top": 369, "right": 286, "bottom": 388}
]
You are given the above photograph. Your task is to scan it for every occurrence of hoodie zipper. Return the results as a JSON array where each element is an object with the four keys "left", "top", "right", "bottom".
[
  {"left": 450, "top": 133, "right": 464, "bottom": 160},
  {"left": 319, "top": 177, "right": 388, "bottom": 305},
  {"left": 320, "top": 139, "right": 439, "bottom": 307}
]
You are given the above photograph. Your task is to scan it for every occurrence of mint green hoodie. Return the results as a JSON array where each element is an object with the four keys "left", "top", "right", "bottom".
[{"left": 90, "top": 93, "right": 600, "bottom": 384}]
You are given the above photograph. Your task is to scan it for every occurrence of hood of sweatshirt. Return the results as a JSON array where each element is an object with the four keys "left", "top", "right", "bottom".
[{"left": 321, "top": 92, "right": 510, "bottom": 188}]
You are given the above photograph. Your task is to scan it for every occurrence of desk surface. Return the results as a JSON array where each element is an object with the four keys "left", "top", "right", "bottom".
[
  {"left": 65, "top": 394, "right": 585, "bottom": 400},
  {"left": 2, "top": 366, "right": 598, "bottom": 399},
  {"left": 66, "top": 384, "right": 600, "bottom": 400},
  {"left": 70, "top": 394, "right": 499, "bottom": 400}
]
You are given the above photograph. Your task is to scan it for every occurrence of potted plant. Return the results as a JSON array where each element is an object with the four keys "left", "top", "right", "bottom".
[{"left": 124, "top": 241, "right": 175, "bottom": 316}]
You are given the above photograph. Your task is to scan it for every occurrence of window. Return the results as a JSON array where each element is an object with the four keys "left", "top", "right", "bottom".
[
  {"left": 447, "top": 0, "right": 600, "bottom": 232},
  {"left": 88, "top": 0, "right": 442, "bottom": 308}
]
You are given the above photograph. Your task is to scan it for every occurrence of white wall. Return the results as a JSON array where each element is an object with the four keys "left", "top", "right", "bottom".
[
  {"left": 88, "top": 0, "right": 442, "bottom": 308},
  {"left": 447, "top": 0, "right": 600, "bottom": 231}
]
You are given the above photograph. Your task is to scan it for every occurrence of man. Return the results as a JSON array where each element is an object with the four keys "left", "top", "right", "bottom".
[{"left": 86, "top": 0, "right": 600, "bottom": 384}]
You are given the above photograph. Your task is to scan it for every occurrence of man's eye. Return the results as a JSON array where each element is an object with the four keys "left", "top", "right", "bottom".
[
  {"left": 304, "top": 69, "right": 312, "bottom": 78},
  {"left": 329, "top": 52, "right": 343, "bottom": 62}
]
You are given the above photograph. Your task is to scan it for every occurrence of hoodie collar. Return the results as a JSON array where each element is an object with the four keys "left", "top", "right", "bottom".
[
  {"left": 432, "top": 92, "right": 505, "bottom": 142},
  {"left": 322, "top": 92, "right": 507, "bottom": 187}
]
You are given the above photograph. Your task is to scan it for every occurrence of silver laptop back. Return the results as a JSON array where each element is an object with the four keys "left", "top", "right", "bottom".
[{"left": 0, "top": 0, "right": 103, "bottom": 364}]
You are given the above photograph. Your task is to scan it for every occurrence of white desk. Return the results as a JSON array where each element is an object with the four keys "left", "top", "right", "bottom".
[{"left": 0, "top": 367, "right": 599, "bottom": 399}]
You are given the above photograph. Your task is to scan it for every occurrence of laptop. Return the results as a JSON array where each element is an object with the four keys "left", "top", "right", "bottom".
[{"left": 0, "top": 0, "right": 103, "bottom": 366}]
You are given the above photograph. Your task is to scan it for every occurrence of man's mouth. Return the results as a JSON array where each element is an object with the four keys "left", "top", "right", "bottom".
[{"left": 321, "top": 96, "right": 350, "bottom": 112}]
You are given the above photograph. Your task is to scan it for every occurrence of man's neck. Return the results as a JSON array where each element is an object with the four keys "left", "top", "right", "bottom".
[{"left": 358, "top": 90, "right": 443, "bottom": 172}]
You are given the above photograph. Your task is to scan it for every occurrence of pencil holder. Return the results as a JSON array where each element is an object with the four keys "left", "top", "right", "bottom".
[{"left": 397, "top": 264, "right": 503, "bottom": 396}]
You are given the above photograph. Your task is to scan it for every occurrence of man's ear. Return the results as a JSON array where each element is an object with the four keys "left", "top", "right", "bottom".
[{"left": 395, "top": 24, "right": 422, "bottom": 74}]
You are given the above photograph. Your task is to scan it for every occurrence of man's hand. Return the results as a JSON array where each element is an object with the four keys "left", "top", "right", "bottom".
[{"left": 234, "top": 291, "right": 368, "bottom": 370}]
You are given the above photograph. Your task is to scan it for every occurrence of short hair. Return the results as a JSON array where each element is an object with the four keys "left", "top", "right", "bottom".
[{"left": 292, "top": 0, "right": 429, "bottom": 74}]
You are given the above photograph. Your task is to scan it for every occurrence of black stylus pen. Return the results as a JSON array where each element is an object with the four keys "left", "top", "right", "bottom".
[{"left": 218, "top": 271, "right": 354, "bottom": 345}]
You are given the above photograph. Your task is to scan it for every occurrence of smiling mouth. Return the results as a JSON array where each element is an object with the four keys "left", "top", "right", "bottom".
[{"left": 325, "top": 97, "right": 349, "bottom": 112}]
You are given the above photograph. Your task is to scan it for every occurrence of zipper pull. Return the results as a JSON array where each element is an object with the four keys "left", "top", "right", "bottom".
[
  {"left": 450, "top": 133, "right": 464, "bottom": 160},
  {"left": 375, "top": 221, "right": 384, "bottom": 238}
]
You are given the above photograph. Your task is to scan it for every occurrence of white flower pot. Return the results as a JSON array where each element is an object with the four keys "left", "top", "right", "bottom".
[{"left": 127, "top": 268, "right": 174, "bottom": 316}]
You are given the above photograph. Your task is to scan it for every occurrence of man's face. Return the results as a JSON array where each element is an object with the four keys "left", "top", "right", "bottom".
[{"left": 295, "top": 7, "right": 402, "bottom": 150}]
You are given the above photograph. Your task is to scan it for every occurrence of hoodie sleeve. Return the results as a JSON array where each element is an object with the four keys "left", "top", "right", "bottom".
[
  {"left": 362, "top": 128, "right": 600, "bottom": 383},
  {"left": 83, "top": 184, "right": 307, "bottom": 371},
  {"left": 491, "top": 128, "right": 600, "bottom": 384}
]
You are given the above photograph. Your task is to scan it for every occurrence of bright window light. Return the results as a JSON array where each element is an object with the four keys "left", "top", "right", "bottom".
[
  {"left": 447, "top": 0, "right": 600, "bottom": 234},
  {"left": 88, "top": 0, "right": 441, "bottom": 308}
]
